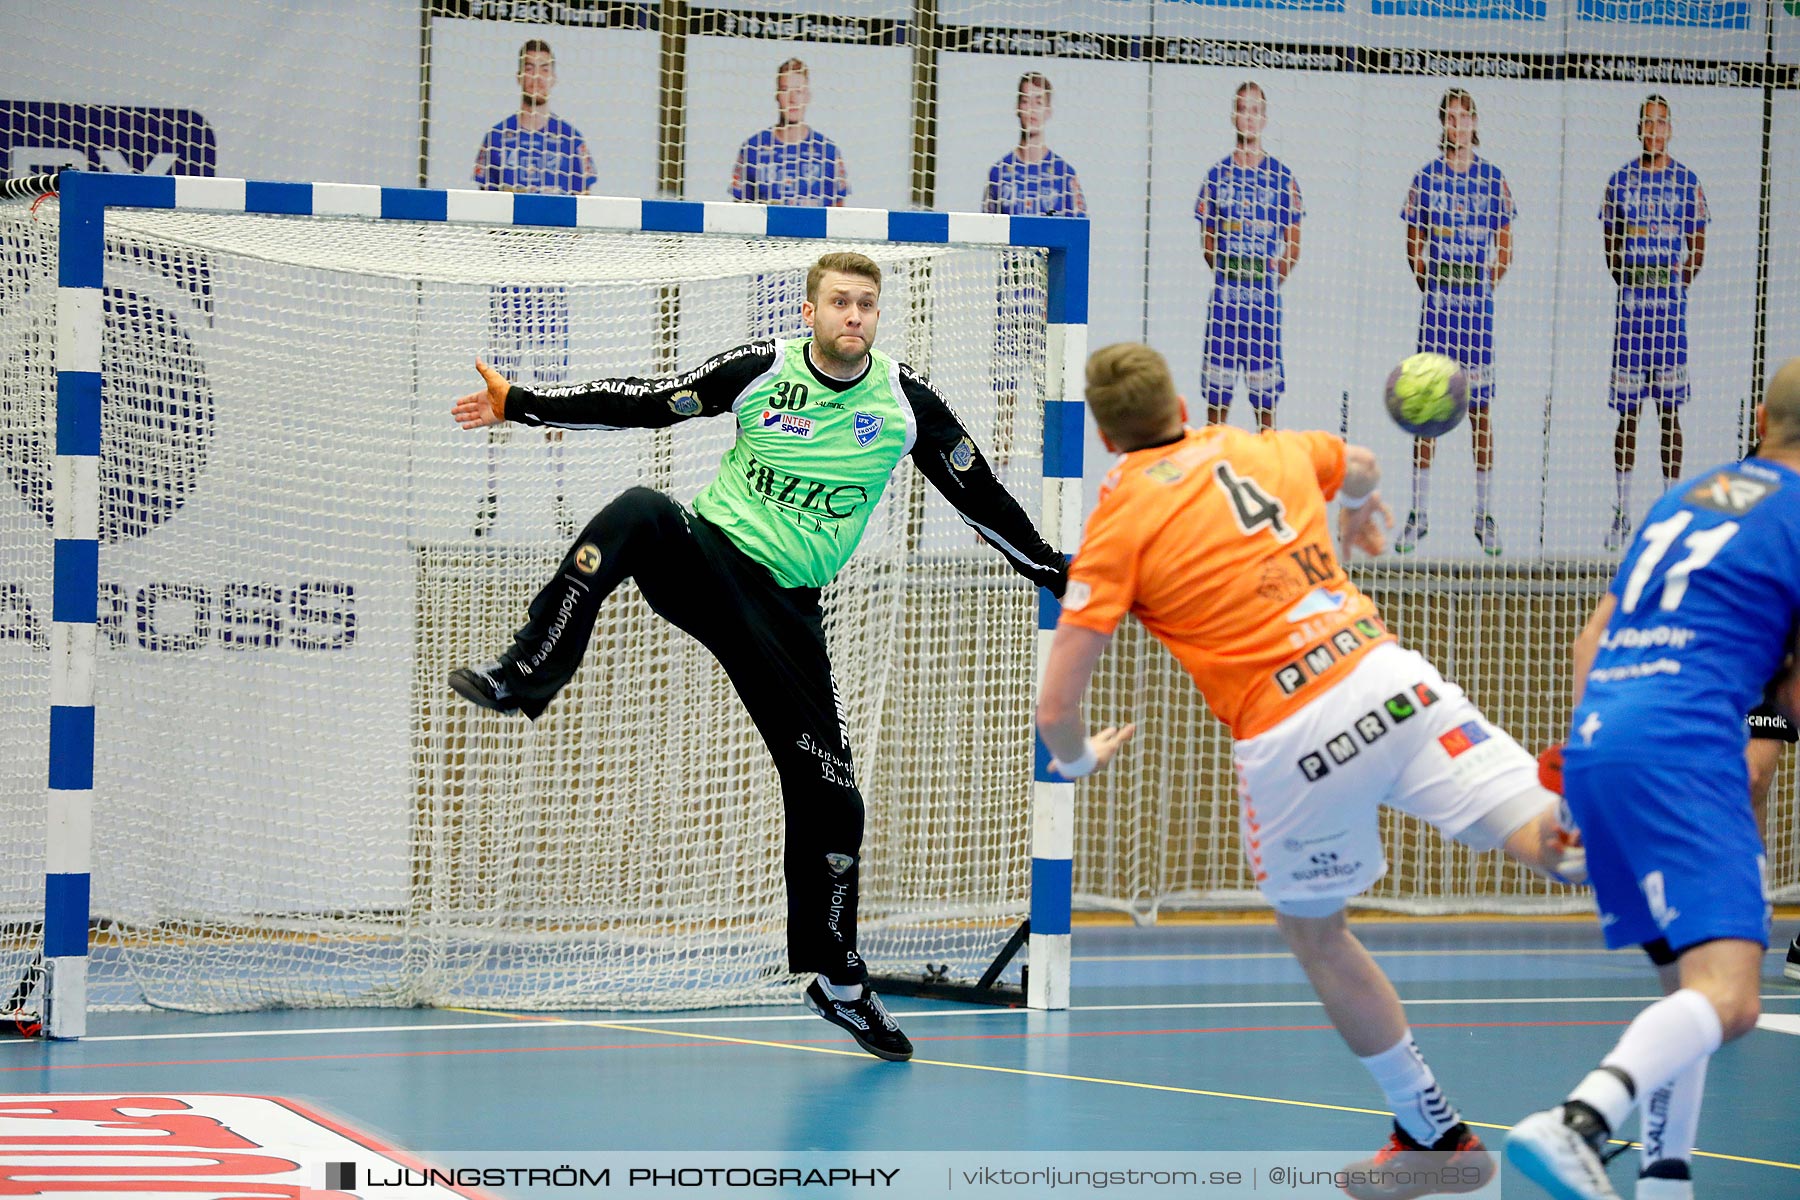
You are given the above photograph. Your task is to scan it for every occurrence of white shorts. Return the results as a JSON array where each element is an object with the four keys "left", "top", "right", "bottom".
[{"left": 1233, "top": 642, "right": 1544, "bottom": 905}]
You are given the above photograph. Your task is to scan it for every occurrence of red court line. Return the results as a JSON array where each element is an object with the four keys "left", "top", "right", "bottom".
[{"left": 0, "top": 1017, "right": 1631, "bottom": 1073}]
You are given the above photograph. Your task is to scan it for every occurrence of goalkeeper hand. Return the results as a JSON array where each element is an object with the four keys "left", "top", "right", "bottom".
[{"left": 452, "top": 359, "right": 511, "bottom": 429}]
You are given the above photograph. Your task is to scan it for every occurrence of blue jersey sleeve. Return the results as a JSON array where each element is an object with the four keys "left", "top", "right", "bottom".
[
  {"left": 1401, "top": 167, "right": 1430, "bottom": 225},
  {"left": 1681, "top": 167, "right": 1710, "bottom": 236},
  {"left": 1278, "top": 164, "right": 1303, "bottom": 228},
  {"left": 570, "top": 127, "right": 597, "bottom": 194},
  {"left": 731, "top": 140, "right": 754, "bottom": 201},
  {"left": 1598, "top": 166, "right": 1624, "bottom": 226},
  {"left": 474, "top": 127, "right": 502, "bottom": 190},
  {"left": 1062, "top": 159, "right": 1085, "bottom": 217},
  {"left": 825, "top": 139, "right": 849, "bottom": 205},
  {"left": 1489, "top": 168, "right": 1515, "bottom": 232},
  {"left": 1195, "top": 164, "right": 1220, "bottom": 230}
]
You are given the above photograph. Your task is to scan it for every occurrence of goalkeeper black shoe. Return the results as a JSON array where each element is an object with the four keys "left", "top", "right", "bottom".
[
  {"left": 1785, "top": 933, "right": 1800, "bottom": 982},
  {"left": 448, "top": 660, "right": 549, "bottom": 721},
  {"left": 804, "top": 980, "right": 913, "bottom": 1062}
]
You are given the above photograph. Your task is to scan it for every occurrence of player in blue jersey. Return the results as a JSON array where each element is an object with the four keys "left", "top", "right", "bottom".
[
  {"left": 1506, "top": 357, "right": 1800, "bottom": 1200},
  {"left": 472, "top": 39, "right": 597, "bottom": 539},
  {"left": 731, "top": 58, "right": 850, "bottom": 208},
  {"left": 1600, "top": 96, "right": 1710, "bottom": 554},
  {"left": 982, "top": 73, "right": 1086, "bottom": 218},
  {"left": 734, "top": 58, "right": 851, "bottom": 343},
  {"left": 979, "top": 72, "right": 1084, "bottom": 471},
  {"left": 472, "top": 39, "right": 597, "bottom": 196},
  {"left": 1194, "top": 81, "right": 1302, "bottom": 433},
  {"left": 1396, "top": 89, "right": 1514, "bottom": 557}
]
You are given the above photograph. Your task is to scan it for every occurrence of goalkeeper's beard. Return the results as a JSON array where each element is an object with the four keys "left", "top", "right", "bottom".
[{"left": 815, "top": 334, "right": 870, "bottom": 373}]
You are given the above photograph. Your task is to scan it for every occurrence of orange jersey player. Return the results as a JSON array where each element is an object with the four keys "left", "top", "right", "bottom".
[
  {"left": 1061, "top": 413, "right": 1386, "bottom": 741},
  {"left": 1036, "top": 343, "right": 1584, "bottom": 1199}
]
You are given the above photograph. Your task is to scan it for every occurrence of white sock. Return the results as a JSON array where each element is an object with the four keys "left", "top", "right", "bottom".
[
  {"left": 1473, "top": 470, "right": 1491, "bottom": 516},
  {"left": 1615, "top": 470, "right": 1632, "bottom": 514},
  {"left": 1571, "top": 989, "right": 1722, "bottom": 1131},
  {"left": 1358, "top": 1032, "right": 1459, "bottom": 1146},
  {"left": 818, "top": 976, "right": 864, "bottom": 1002},
  {"left": 1412, "top": 466, "right": 1432, "bottom": 517},
  {"left": 1640, "top": 1056, "right": 1707, "bottom": 1178}
]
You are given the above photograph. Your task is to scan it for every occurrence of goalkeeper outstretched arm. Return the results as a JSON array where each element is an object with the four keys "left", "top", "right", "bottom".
[
  {"left": 898, "top": 366, "right": 1068, "bottom": 595},
  {"left": 451, "top": 341, "right": 780, "bottom": 431}
]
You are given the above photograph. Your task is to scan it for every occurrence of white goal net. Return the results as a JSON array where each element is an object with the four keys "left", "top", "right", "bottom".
[{"left": 0, "top": 194, "right": 1051, "bottom": 1012}]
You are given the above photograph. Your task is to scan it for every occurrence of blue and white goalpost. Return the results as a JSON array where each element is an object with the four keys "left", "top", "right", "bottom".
[{"left": 32, "top": 171, "right": 1087, "bottom": 1037}]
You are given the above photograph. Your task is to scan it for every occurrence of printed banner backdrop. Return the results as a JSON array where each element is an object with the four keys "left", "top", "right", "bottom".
[
  {"left": 0, "top": 0, "right": 417, "bottom": 186},
  {"left": 0, "top": 0, "right": 1791, "bottom": 551},
  {"left": 1146, "top": 66, "right": 1365, "bottom": 441},
  {"left": 1347, "top": 75, "right": 1569, "bottom": 561},
  {"left": 942, "top": 0, "right": 1152, "bottom": 36},
  {"left": 425, "top": 18, "right": 663, "bottom": 198},
  {"left": 1, "top": 0, "right": 1799, "bottom": 977},
  {"left": 934, "top": 52, "right": 1150, "bottom": 363},
  {"left": 1547, "top": 82, "right": 1764, "bottom": 553},
  {"left": 683, "top": 36, "right": 914, "bottom": 211},
  {"left": 1772, "top": 92, "right": 1800, "bottom": 366}
]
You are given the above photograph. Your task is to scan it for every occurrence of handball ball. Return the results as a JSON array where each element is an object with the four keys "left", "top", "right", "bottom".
[{"left": 1385, "top": 352, "right": 1469, "bottom": 439}]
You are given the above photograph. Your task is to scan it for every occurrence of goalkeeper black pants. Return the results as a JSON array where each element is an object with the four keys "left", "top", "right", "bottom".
[{"left": 505, "top": 486, "right": 869, "bottom": 986}]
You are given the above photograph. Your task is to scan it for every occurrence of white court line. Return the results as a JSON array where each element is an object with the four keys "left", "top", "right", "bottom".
[
  {"left": 1757, "top": 1013, "right": 1800, "bottom": 1036},
  {"left": 5, "top": 991, "right": 1797, "bottom": 1048}
]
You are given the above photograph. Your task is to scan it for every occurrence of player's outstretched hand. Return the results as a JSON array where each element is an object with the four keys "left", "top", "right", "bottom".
[
  {"left": 452, "top": 359, "right": 510, "bottom": 429},
  {"left": 1339, "top": 492, "right": 1395, "bottom": 558},
  {"left": 1088, "top": 724, "right": 1137, "bottom": 776}
]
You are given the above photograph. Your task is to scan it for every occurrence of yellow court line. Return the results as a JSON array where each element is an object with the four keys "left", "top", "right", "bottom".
[{"left": 446, "top": 1007, "right": 1799, "bottom": 1173}]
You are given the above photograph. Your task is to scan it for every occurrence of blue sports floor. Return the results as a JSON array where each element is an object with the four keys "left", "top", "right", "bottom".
[{"left": 3, "top": 916, "right": 1797, "bottom": 1198}]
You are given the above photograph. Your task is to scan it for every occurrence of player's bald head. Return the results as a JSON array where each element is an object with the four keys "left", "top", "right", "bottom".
[
  {"left": 1086, "top": 343, "right": 1184, "bottom": 451},
  {"left": 1765, "top": 357, "right": 1800, "bottom": 448}
]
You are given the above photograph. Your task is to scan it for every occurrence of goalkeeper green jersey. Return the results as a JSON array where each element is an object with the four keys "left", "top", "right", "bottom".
[
  {"left": 503, "top": 337, "right": 1066, "bottom": 592},
  {"left": 691, "top": 340, "right": 909, "bottom": 587}
]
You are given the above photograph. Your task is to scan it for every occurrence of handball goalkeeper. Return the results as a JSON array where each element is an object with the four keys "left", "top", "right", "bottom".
[{"left": 447, "top": 251, "right": 1068, "bottom": 1061}]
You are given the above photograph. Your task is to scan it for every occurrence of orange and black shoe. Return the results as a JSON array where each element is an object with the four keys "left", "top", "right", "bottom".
[{"left": 1341, "top": 1122, "right": 1496, "bottom": 1200}]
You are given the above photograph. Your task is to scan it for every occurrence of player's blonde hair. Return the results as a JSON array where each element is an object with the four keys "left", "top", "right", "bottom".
[
  {"left": 1085, "top": 343, "right": 1183, "bottom": 451},
  {"left": 806, "top": 252, "right": 882, "bottom": 303}
]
